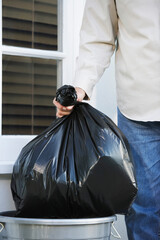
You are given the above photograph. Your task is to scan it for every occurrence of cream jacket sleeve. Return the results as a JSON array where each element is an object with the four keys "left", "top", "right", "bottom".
[{"left": 73, "top": 0, "right": 118, "bottom": 99}]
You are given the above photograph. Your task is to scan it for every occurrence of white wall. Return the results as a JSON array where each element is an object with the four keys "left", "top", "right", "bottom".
[{"left": 0, "top": 175, "right": 15, "bottom": 212}]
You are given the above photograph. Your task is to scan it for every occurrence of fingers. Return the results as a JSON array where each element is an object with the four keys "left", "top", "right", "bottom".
[
  {"left": 53, "top": 98, "right": 74, "bottom": 118},
  {"left": 53, "top": 87, "right": 86, "bottom": 118}
]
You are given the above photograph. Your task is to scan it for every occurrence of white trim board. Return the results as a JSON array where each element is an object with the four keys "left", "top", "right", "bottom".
[
  {"left": 2, "top": 46, "right": 66, "bottom": 60},
  {"left": 0, "top": 162, "right": 13, "bottom": 174}
]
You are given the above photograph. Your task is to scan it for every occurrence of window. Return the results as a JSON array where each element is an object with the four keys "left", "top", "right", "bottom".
[
  {"left": 2, "top": 0, "right": 58, "bottom": 135},
  {"left": 2, "top": 55, "right": 57, "bottom": 135},
  {"left": 3, "top": 0, "right": 58, "bottom": 50},
  {"left": 0, "top": 0, "right": 86, "bottom": 173}
]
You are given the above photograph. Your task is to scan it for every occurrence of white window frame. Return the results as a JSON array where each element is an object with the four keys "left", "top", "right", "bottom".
[{"left": 0, "top": 0, "right": 86, "bottom": 174}]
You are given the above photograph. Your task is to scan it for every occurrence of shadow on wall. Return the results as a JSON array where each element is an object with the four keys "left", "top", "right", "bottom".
[{"left": 90, "top": 54, "right": 117, "bottom": 123}]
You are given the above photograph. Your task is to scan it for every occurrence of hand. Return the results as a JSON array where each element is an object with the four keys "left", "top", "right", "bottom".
[{"left": 53, "top": 87, "right": 86, "bottom": 118}]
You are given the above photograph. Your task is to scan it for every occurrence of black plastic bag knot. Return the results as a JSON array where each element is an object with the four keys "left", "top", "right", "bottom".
[{"left": 56, "top": 85, "right": 77, "bottom": 106}]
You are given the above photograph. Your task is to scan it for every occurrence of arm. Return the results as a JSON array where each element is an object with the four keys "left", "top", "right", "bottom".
[
  {"left": 73, "top": 0, "right": 118, "bottom": 99},
  {"left": 54, "top": 0, "right": 118, "bottom": 117}
]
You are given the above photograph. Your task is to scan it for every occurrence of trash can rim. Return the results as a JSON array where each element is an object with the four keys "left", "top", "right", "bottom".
[{"left": 0, "top": 211, "right": 116, "bottom": 226}]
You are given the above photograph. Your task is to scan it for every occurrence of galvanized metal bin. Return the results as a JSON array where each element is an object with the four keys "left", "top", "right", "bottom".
[{"left": 0, "top": 211, "right": 116, "bottom": 240}]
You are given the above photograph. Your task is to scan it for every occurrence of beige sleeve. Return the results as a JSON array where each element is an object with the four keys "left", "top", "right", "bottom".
[{"left": 73, "top": 0, "right": 118, "bottom": 99}]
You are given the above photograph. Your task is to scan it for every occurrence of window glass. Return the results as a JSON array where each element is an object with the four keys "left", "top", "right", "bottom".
[
  {"left": 2, "top": 55, "right": 57, "bottom": 135},
  {"left": 2, "top": 0, "right": 58, "bottom": 50}
]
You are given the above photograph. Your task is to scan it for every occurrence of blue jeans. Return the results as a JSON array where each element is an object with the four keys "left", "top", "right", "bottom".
[{"left": 118, "top": 109, "right": 160, "bottom": 240}]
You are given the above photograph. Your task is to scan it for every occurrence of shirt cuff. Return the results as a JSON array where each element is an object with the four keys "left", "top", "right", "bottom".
[{"left": 73, "top": 76, "right": 96, "bottom": 100}]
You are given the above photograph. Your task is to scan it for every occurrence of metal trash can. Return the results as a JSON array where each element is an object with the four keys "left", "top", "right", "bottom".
[{"left": 0, "top": 211, "right": 116, "bottom": 240}]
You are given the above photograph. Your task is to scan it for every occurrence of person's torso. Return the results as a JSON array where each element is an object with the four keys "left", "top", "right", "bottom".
[{"left": 115, "top": 0, "right": 160, "bottom": 121}]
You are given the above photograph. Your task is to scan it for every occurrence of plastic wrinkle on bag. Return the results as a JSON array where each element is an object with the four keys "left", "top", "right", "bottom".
[{"left": 11, "top": 85, "right": 137, "bottom": 218}]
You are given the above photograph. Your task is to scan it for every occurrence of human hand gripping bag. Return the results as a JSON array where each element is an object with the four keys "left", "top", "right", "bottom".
[{"left": 11, "top": 85, "right": 137, "bottom": 218}]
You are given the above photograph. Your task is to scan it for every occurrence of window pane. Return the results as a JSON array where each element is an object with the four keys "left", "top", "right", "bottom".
[
  {"left": 2, "top": 0, "right": 58, "bottom": 50},
  {"left": 2, "top": 55, "right": 57, "bottom": 135}
]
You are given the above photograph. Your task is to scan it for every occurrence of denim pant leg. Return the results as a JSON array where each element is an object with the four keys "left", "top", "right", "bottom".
[{"left": 118, "top": 109, "right": 160, "bottom": 240}]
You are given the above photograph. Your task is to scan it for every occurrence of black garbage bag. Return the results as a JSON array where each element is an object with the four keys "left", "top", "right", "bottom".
[{"left": 11, "top": 85, "right": 137, "bottom": 218}]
